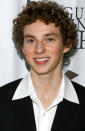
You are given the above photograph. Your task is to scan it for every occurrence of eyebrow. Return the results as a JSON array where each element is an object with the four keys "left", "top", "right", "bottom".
[
  {"left": 44, "top": 33, "right": 58, "bottom": 37},
  {"left": 24, "top": 33, "right": 58, "bottom": 39},
  {"left": 24, "top": 35, "right": 35, "bottom": 39}
]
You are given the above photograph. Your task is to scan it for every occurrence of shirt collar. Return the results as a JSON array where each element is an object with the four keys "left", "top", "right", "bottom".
[{"left": 12, "top": 72, "right": 79, "bottom": 104}]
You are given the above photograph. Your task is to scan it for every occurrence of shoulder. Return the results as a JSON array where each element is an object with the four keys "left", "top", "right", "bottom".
[
  {"left": 0, "top": 79, "right": 22, "bottom": 102},
  {"left": 72, "top": 81, "right": 85, "bottom": 104}
]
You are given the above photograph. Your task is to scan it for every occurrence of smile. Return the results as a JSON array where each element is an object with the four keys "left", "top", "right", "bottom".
[{"left": 34, "top": 57, "right": 50, "bottom": 64}]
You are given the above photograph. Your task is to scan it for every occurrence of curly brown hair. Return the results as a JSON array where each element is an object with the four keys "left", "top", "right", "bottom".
[{"left": 13, "top": 1, "right": 78, "bottom": 64}]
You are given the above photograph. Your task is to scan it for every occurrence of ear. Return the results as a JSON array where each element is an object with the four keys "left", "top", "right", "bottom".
[
  {"left": 63, "top": 44, "right": 72, "bottom": 54},
  {"left": 22, "top": 47, "right": 25, "bottom": 54}
]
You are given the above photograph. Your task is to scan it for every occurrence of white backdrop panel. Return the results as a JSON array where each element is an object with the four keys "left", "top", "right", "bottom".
[{"left": 0, "top": 0, "right": 28, "bottom": 86}]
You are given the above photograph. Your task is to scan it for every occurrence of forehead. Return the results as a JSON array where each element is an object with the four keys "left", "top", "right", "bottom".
[{"left": 23, "top": 20, "right": 61, "bottom": 37}]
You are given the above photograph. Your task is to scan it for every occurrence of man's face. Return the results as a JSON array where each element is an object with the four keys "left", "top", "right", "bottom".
[{"left": 22, "top": 20, "right": 70, "bottom": 75}]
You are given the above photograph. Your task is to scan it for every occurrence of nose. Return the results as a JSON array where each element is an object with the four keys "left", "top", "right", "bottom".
[{"left": 35, "top": 41, "right": 45, "bottom": 53}]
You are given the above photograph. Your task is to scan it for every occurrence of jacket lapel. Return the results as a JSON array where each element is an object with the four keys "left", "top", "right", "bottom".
[
  {"left": 51, "top": 99, "right": 80, "bottom": 131},
  {"left": 12, "top": 96, "right": 36, "bottom": 131}
]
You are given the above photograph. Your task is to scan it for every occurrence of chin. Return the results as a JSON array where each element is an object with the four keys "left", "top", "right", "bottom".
[
  {"left": 32, "top": 68, "right": 50, "bottom": 75},
  {"left": 36, "top": 71, "right": 49, "bottom": 75}
]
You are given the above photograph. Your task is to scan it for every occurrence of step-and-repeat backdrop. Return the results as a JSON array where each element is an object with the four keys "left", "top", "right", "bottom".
[{"left": 0, "top": 0, "right": 85, "bottom": 87}]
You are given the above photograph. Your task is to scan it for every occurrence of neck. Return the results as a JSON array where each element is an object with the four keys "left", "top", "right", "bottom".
[
  {"left": 30, "top": 69, "right": 63, "bottom": 109},
  {"left": 31, "top": 70, "right": 62, "bottom": 91}
]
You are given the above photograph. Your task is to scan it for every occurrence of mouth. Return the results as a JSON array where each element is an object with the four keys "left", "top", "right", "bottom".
[{"left": 34, "top": 57, "right": 50, "bottom": 64}]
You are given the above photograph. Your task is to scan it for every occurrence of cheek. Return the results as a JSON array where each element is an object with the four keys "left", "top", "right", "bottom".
[
  {"left": 48, "top": 46, "right": 64, "bottom": 64},
  {"left": 48, "top": 46, "right": 62, "bottom": 56},
  {"left": 23, "top": 45, "right": 33, "bottom": 57},
  {"left": 23, "top": 49, "right": 33, "bottom": 66}
]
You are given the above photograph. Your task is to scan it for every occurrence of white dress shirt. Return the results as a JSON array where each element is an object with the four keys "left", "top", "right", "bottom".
[{"left": 12, "top": 72, "right": 79, "bottom": 131}]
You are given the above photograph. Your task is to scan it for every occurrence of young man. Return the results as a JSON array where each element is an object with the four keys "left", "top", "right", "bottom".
[{"left": 0, "top": 1, "right": 85, "bottom": 131}]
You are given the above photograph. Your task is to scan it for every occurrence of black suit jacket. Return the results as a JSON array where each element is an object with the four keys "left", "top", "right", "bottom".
[{"left": 0, "top": 79, "right": 85, "bottom": 131}]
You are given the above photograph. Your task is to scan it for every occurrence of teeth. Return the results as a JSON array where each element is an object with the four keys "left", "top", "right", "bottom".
[{"left": 35, "top": 58, "right": 49, "bottom": 61}]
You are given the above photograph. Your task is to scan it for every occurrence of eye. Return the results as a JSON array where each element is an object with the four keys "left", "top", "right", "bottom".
[
  {"left": 46, "top": 37, "right": 55, "bottom": 43},
  {"left": 48, "top": 38, "right": 55, "bottom": 42},
  {"left": 26, "top": 39, "right": 35, "bottom": 44}
]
